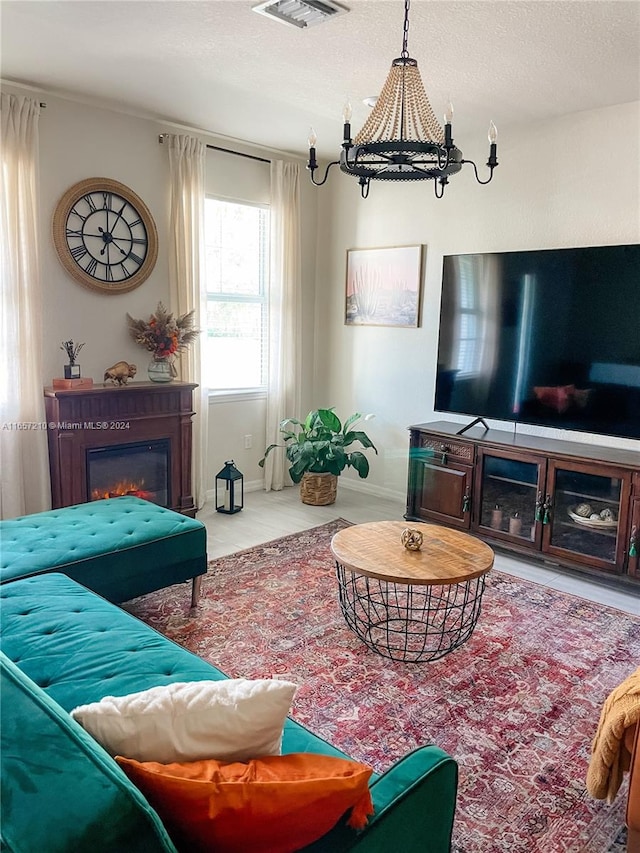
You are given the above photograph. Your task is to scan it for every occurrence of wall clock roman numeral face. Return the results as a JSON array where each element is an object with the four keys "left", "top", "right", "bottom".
[{"left": 53, "top": 178, "right": 158, "bottom": 293}]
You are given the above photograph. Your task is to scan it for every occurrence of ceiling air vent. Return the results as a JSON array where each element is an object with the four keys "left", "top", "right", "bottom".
[{"left": 252, "top": 0, "right": 348, "bottom": 29}]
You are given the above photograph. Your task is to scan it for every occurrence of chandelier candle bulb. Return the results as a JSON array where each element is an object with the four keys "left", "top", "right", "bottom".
[
  {"left": 444, "top": 100, "right": 454, "bottom": 145},
  {"left": 342, "top": 103, "right": 352, "bottom": 145},
  {"left": 487, "top": 121, "right": 498, "bottom": 167},
  {"left": 307, "top": 127, "right": 318, "bottom": 170},
  {"left": 444, "top": 100, "right": 454, "bottom": 124}
]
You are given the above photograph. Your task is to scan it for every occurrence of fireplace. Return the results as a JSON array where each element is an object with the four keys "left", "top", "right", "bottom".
[
  {"left": 87, "top": 439, "right": 171, "bottom": 505},
  {"left": 44, "top": 382, "right": 196, "bottom": 516}
]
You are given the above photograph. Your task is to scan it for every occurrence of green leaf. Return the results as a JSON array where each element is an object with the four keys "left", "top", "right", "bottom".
[
  {"left": 258, "top": 443, "right": 282, "bottom": 467},
  {"left": 316, "top": 409, "right": 341, "bottom": 433},
  {"left": 289, "top": 457, "right": 308, "bottom": 483},
  {"left": 303, "top": 410, "right": 319, "bottom": 432},
  {"left": 325, "top": 458, "right": 344, "bottom": 476},
  {"left": 342, "top": 413, "right": 362, "bottom": 432},
  {"left": 343, "top": 430, "right": 378, "bottom": 452},
  {"left": 348, "top": 452, "right": 370, "bottom": 478}
]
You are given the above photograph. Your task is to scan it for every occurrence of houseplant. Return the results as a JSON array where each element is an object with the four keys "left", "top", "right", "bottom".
[{"left": 259, "top": 408, "right": 377, "bottom": 505}]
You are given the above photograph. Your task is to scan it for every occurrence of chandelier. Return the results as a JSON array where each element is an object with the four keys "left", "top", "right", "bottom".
[{"left": 307, "top": 0, "right": 499, "bottom": 198}]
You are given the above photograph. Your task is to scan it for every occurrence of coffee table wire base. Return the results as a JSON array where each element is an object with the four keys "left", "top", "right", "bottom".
[{"left": 336, "top": 563, "right": 486, "bottom": 663}]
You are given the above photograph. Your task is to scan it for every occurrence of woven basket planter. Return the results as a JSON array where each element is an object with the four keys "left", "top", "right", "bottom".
[{"left": 299, "top": 472, "right": 338, "bottom": 506}]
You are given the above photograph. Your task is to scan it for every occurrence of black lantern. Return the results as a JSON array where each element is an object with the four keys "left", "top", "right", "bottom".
[{"left": 215, "top": 460, "right": 243, "bottom": 514}]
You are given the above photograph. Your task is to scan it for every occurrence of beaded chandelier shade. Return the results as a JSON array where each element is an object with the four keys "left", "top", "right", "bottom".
[
  {"left": 354, "top": 59, "right": 444, "bottom": 146},
  {"left": 306, "top": 0, "right": 499, "bottom": 199}
]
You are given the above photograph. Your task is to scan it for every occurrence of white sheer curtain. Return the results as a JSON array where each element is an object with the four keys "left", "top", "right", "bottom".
[
  {"left": 0, "top": 94, "right": 50, "bottom": 518},
  {"left": 165, "top": 133, "right": 209, "bottom": 509},
  {"left": 264, "top": 160, "right": 302, "bottom": 491}
]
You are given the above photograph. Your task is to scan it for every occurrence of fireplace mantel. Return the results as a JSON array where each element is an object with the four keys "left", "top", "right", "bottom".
[{"left": 44, "top": 382, "right": 197, "bottom": 516}]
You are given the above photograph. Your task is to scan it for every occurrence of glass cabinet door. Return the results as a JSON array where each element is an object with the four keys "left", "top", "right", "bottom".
[
  {"left": 475, "top": 449, "right": 546, "bottom": 548},
  {"left": 544, "top": 461, "right": 630, "bottom": 572},
  {"left": 410, "top": 456, "right": 472, "bottom": 529}
]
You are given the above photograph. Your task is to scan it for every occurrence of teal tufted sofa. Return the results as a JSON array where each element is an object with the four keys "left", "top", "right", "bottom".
[
  {"left": 1, "top": 573, "right": 458, "bottom": 852},
  {"left": 0, "top": 496, "right": 206, "bottom": 606}
]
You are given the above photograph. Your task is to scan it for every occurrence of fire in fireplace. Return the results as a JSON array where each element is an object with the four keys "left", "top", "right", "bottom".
[
  {"left": 87, "top": 440, "right": 170, "bottom": 507},
  {"left": 90, "top": 480, "right": 153, "bottom": 501}
]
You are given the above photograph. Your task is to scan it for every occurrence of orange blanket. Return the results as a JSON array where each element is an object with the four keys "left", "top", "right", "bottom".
[{"left": 586, "top": 667, "right": 640, "bottom": 803}]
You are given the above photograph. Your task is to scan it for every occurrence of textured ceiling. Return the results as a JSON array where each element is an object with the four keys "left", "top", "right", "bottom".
[{"left": 1, "top": 0, "right": 639, "bottom": 158}]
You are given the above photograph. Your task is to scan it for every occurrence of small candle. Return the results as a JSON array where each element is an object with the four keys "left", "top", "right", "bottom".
[
  {"left": 491, "top": 506, "right": 503, "bottom": 529},
  {"left": 509, "top": 513, "right": 522, "bottom": 536}
]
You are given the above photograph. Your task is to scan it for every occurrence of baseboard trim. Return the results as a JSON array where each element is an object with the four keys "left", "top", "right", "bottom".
[
  {"left": 205, "top": 479, "right": 404, "bottom": 505},
  {"left": 333, "top": 478, "right": 405, "bottom": 504}
]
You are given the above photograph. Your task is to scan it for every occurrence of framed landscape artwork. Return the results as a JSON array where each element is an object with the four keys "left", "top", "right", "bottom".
[{"left": 345, "top": 245, "right": 424, "bottom": 327}]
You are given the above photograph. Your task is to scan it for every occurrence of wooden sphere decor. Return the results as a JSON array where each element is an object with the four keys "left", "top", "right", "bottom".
[
  {"left": 401, "top": 527, "right": 424, "bottom": 551},
  {"left": 52, "top": 177, "right": 158, "bottom": 294}
]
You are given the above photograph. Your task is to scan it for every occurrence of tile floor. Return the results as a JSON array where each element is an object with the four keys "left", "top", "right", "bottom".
[{"left": 198, "top": 487, "right": 640, "bottom": 616}]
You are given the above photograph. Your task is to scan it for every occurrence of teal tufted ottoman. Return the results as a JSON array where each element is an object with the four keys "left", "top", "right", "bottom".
[{"left": 0, "top": 496, "right": 206, "bottom": 605}]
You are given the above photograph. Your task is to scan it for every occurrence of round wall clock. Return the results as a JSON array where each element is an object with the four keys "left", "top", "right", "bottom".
[{"left": 52, "top": 177, "right": 158, "bottom": 294}]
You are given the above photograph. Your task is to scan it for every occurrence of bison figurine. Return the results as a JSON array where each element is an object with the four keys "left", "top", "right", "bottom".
[{"left": 103, "top": 361, "right": 137, "bottom": 386}]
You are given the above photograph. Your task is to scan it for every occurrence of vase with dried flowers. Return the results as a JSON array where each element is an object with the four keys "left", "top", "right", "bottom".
[{"left": 126, "top": 302, "right": 199, "bottom": 383}]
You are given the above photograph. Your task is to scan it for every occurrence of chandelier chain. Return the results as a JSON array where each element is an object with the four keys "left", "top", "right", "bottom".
[{"left": 401, "top": 0, "right": 411, "bottom": 58}]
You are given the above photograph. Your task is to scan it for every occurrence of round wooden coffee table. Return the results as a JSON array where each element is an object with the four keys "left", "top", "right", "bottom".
[{"left": 331, "top": 521, "right": 494, "bottom": 663}]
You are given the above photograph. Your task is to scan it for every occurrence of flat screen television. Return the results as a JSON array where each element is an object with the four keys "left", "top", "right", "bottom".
[{"left": 434, "top": 244, "right": 640, "bottom": 440}]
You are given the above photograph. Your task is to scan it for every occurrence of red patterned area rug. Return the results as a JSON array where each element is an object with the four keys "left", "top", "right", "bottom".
[{"left": 126, "top": 519, "right": 640, "bottom": 853}]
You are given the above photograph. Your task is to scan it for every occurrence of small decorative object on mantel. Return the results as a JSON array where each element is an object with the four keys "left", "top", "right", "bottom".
[
  {"left": 127, "top": 302, "right": 199, "bottom": 383},
  {"left": 61, "top": 340, "right": 85, "bottom": 379},
  {"left": 52, "top": 340, "right": 94, "bottom": 389},
  {"left": 103, "top": 361, "right": 137, "bottom": 386},
  {"left": 401, "top": 528, "right": 423, "bottom": 551},
  {"left": 215, "top": 460, "right": 244, "bottom": 514},
  {"left": 52, "top": 377, "right": 94, "bottom": 390}
]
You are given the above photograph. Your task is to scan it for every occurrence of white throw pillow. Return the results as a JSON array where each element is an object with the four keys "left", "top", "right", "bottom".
[{"left": 70, "top": 678, "right": 297, "bottom": 764}]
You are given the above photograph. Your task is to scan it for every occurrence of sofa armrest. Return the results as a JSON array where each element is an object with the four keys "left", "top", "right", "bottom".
[
  {"left": 303, "top": 745, "right": 457, "bottom": 852},
  {"left": 0, "top": 652, "right": 177, "bottom": 853}
]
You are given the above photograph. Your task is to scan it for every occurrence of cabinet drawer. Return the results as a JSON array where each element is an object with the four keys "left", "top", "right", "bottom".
[{"left": 416, "top": 434, "right": 475, "bottom": 465}]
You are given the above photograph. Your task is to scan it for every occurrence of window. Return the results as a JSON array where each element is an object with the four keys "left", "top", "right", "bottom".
[
  {"left": 204, "top": 198, "right": 269, "bottom": 391},
  {"left": 453, "top": 256, "right": 481, "bottom": 378},
  {"left": 452, "top": 255, "right": 498, "bottom": 381}
]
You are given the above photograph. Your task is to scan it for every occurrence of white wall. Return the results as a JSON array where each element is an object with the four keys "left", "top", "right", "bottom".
[
  {"left": 314, "top": 101, "right": 640, "bottom": 498},
  {"left": 3, "top": 83, "right": 317, "bottom": 498},
  {"left": 5, "top": 81, "right": 638, "bottom": 505},
  {"left": 23, "top": 88, "right": 172, "bottom": 384}
]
